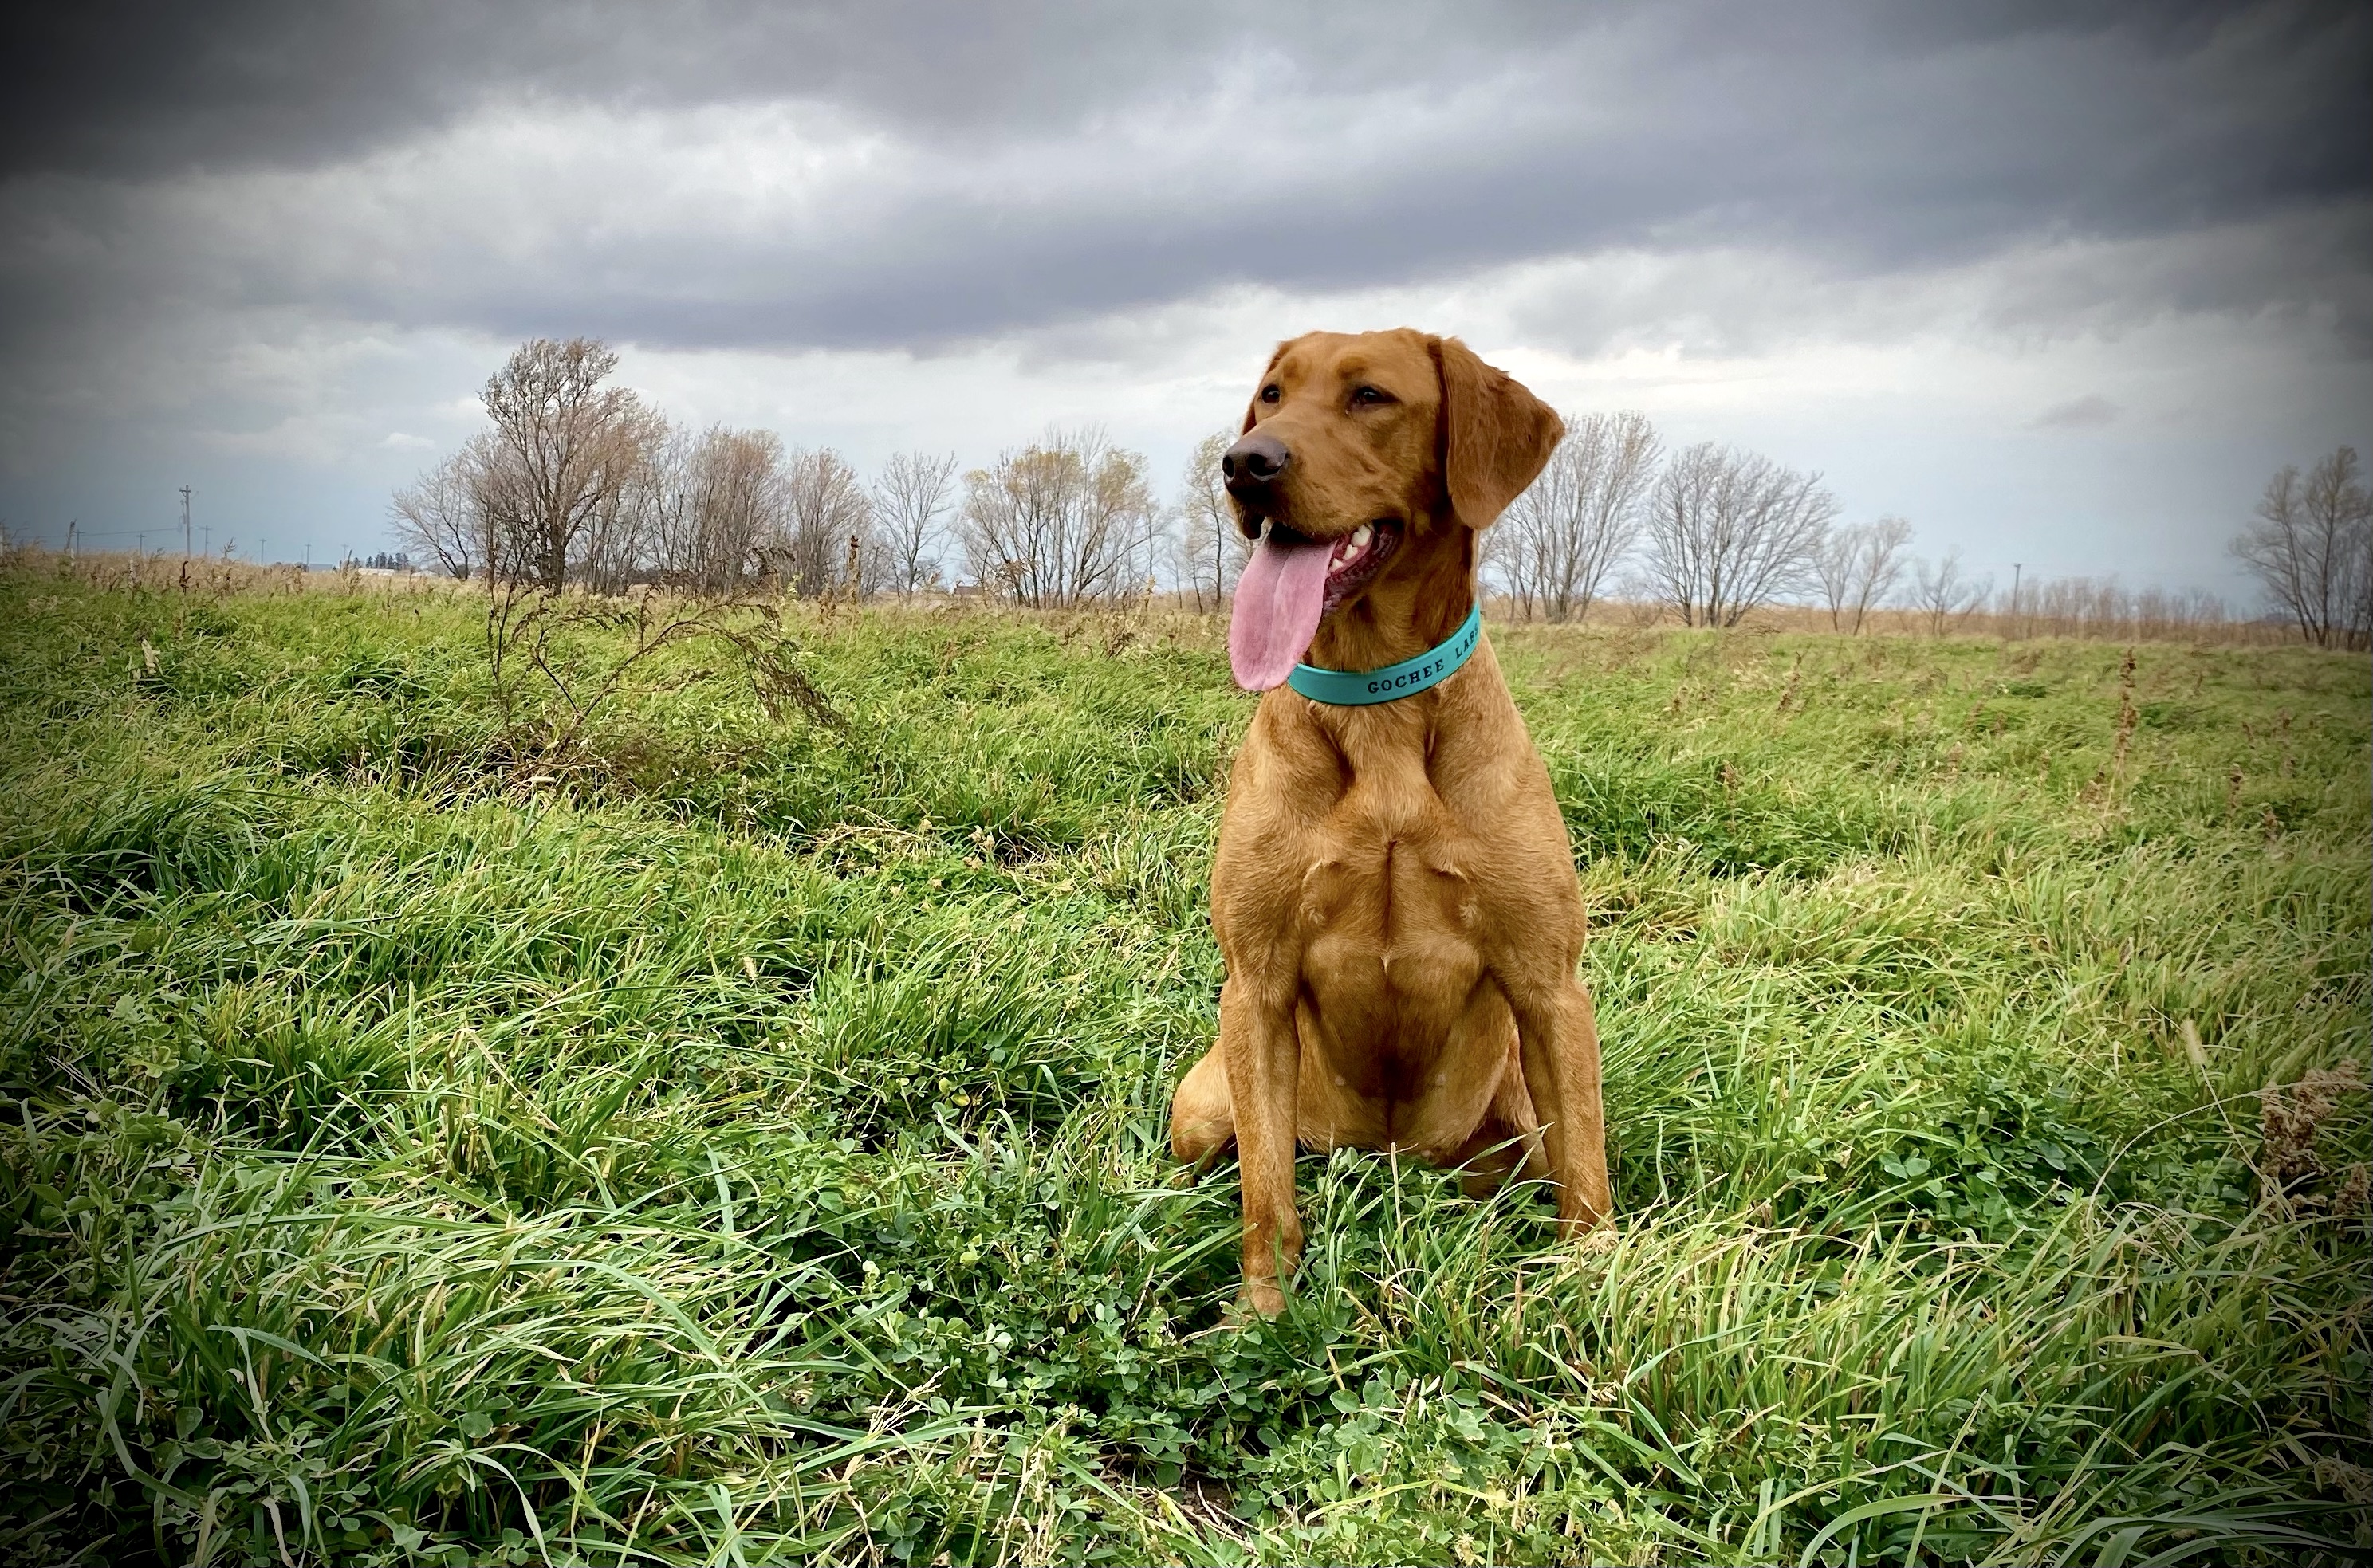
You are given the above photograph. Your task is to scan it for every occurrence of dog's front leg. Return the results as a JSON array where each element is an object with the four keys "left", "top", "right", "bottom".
[
  {"left": 1505, "top": 976, "right": 1613, "bottom": 1232},
  {"left": 1217, "top": 974, "right": 1301, "bottom": 1316}
]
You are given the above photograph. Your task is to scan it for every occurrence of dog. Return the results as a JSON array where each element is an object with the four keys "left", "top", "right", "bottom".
[{"left": 1169, "top": 328, "right": 1612, "bottom": 1316}]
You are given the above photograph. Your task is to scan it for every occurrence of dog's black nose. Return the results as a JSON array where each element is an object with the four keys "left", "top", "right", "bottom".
[{"left": 1222, "top": 431, "right": 1290, "bottom": 501}]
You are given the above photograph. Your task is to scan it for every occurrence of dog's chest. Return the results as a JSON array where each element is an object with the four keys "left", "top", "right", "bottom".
[{"left": 1296, "top": 803, "right": 1484, "bottom": 1014}]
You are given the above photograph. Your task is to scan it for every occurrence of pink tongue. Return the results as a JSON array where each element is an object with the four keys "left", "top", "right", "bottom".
[{"left": 1229, "top": 532, "right": 1335, "bottom": 691}]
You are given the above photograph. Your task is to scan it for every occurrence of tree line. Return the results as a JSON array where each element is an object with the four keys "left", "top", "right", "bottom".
[
  {"left": 1488, "top": 412, "right": 2367, "bottom": 646},
  {"left": 391, "top": 337, "right": 1169, "bottom": 605},
  {"left": 1485, "top": 410, "right": 1990, "bottom": 635},
  {"left": 393, "top": 338, "right": 2368, "bottom": 646}
]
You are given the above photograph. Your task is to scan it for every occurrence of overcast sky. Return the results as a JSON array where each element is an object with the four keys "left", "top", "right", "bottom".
[{"left": 2, "top": 0, "right": 2366, "bottom": 594}]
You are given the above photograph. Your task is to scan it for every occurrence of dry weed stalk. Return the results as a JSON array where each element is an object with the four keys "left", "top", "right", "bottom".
[
  {"left": 2258, "top": 1058, "right": 2367, "bottom": 1192},
  {"left": 2313, "top": 1456, "right": 2373, "bottom": 1506},
  {"left": 484, "top": 580, "right": 841, "bottom": 772},
  {"left": 2330, "top": 1162, "right": 2369, "bottom": 1219},
  {"left": 2111, "top": 647, "right": 2138, "bottom": 778}
]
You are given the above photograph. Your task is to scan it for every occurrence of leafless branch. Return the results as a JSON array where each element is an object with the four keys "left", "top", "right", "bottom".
[
  {"left": 1907, "top": 550, "right": 1993, "bottom": 636},
  {"left": 1173, "top": 430, "right": 1240, "bottom": 615},
  {"left": 1491, "top": 409, "right": 1659, "bottom": 623},
  {"left": 960, "top": 426, "right": 1156, "bottom": 607},
  {"left": 873, "top": 450, "right": 960, "bottom": 599},
  {"left": 2231, "top": 446, "right": 2371, "bottom": 650},
  {"left": 1643, "top": 442, "right": 1837, "bottom": 627},
  {"left": 1813, "top": 515, "right": 1915, "bottom": 635}
]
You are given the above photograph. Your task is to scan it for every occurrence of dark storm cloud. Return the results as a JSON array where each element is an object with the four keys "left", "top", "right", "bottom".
[
  {"left": 2, "top": 1, "right": 1555, "bottom": 176},
  {"left": 2, "top": 0, "right": 2367, "bottom": 356}
]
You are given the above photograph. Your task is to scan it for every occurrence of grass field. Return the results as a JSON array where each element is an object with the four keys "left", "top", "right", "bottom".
[{"left": 2, "top": 572, "right": 2367, "bottom": 1566}]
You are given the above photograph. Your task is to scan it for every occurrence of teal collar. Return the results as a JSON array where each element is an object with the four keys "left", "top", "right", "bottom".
[{"left": 1286, "top": 602, "right": 1484, "bottom": 705}]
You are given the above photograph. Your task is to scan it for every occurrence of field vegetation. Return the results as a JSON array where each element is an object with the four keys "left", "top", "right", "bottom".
[{"left": 2, "top": 566, "right": 2367, "bottom": 1565}]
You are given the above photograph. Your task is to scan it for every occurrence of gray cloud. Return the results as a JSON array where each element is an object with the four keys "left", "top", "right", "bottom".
[
  {"left": 0, "top": 2, "right": 1576, "bottom": 179},
  {"left": 2029, "top": 393, "right": 2122, "bottom": 429},
  {"left": 2, "top": 0, "right": 2367, "bottom": 598},
  {"left": 3, "top": 0, "right": 2365, "bottom": 362}
]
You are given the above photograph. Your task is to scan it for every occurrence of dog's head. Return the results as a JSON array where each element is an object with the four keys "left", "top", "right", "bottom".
[{"left": 1224, "top": 328, "right": 1561, "bottom": 690}]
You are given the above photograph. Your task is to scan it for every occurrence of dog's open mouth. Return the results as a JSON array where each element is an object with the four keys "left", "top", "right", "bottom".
[
  {"left": 1321, "top": 519, "right": 1399, "bottom": 617},
  {"left": 1227, "top": 518, "right": 1403, "bottom": 692}
]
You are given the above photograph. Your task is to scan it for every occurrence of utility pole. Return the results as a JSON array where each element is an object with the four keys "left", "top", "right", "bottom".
[
  {"left": 65, "top": 520, "right": 77, "bottom": 559},
  {"left": 202, "top": 524, "right": 211, "bottom": 556},
  {"left": 180, "top": 486, "right": 193, "bottom": 560},
  {"left": 2010, "top": 562, "right": 2022, "bottom": 639}
]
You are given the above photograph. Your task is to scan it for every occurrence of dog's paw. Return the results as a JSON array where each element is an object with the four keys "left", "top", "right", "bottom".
[
  {"left": 1227, "top": 1279, "right": 1287, "bottom": 1322},
  {"left": 1556, "top": 1214, "right": 1621, "bottom": 1256}
]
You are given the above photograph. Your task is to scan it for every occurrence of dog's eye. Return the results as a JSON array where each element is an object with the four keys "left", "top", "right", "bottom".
[
  {"left": 1259, "top": 384, "right": 1281, "bottom": 404},
  {"left": 1349, "top": 384, "right": 1392, "bottom": 407}
]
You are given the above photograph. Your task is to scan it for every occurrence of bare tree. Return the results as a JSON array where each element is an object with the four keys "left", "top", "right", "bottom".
[
  {"left": 1909, "top": 551, "right": 1993, "bottom": 637},
  {"left": 390, "top": 442, "right": 493, "bottom": 580},
  {"left": 477, "top": 338, "right": 659, "bottom": 591},
  {"left": 1643, "top": 442, "right": 1837, "bottom": 627},
  {"left": 2052, "top": 576, "right": 2131, "bottom": 637},
  {"left": 2018, "top": 574, "right": 2121, "bottom": 639},
  {"left": 2133, "top": 585, "right": 2231, "bottom": 641},
  {"left": 2323, "top": 451, "right": 2373, "bottom": 650},
  {"left": 1813, "top": 515, "right": 1915, "bottom": 634},
  {"left": 2007, "top": 574, "right": 2233, "bottom": 643},
  {"left": 646, "top": 426, "right": 795, "bottom": 593},
  {"left": 1490, "top": 409, "right": 1658, "bottom": 623},
  {"left": 576, "top": 433, "right": 661, "bottom": 595},
  {"left": 1175, "top": 430, "right": 1240, "bottom": 614},
  {"left": 2233, "top": 446, "right": 2372, "bottom": 650},
  {"left": 1131, "top": 485, "right": 1174, "bottom": 607},
  {"left": 873, "top": 450, "right": 960, "bottom": 598},
  {"left": 775, "top": 447, "right": 874, "bottom": 599},
  {"left": 643, "top": 423, "right": 698, "bottom": 587},
  {"left": 960, "top": 426, "right": 1156, "bottom": 607},
  {"left": 1812, "top": 527, "right": 1856, "bottom": 632}
]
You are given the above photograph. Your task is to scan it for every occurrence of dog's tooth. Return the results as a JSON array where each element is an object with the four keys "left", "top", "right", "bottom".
[{"left": 1352, "top": 524, "right": 1372, "bottom": 548}]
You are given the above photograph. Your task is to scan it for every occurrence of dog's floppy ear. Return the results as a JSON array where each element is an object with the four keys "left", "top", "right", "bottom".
[
  {"left": 1430, "top": 335, "right": 1564, "bottom": 527},
  {"left": 1241, "top": 340, "right": 1291, "bottom": 434}
]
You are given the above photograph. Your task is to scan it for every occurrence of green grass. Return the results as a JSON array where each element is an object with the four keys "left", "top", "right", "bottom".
[{"left": 2, "top": 575, "right": 2366, "bottom": 1566}]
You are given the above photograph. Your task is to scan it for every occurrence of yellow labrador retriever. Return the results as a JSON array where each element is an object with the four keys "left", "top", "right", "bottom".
[{"left": 1170, "top": 328, "right": 1612, "bottom": 1315}]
